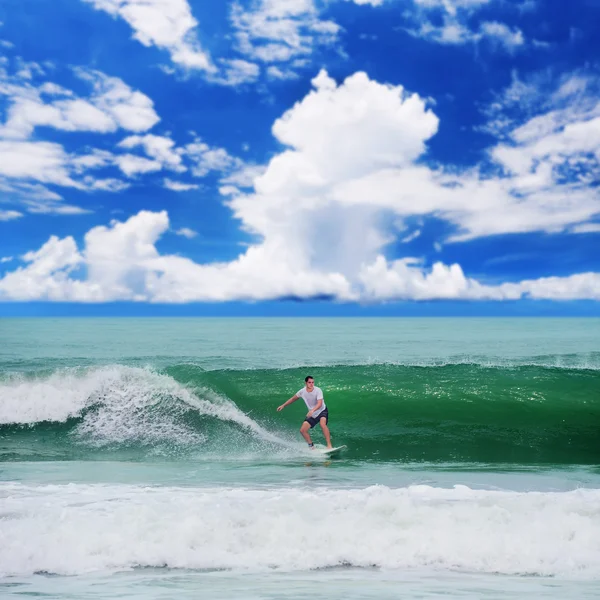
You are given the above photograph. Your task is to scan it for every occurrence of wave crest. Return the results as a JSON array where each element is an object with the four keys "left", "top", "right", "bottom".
[{"left": 0, "top": 367, "right": 290, "bottom": 452}]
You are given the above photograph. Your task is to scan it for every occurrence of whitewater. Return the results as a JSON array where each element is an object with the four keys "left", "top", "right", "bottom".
[{"left": 1, "top": 317, "right": 599, "bottom": 599}]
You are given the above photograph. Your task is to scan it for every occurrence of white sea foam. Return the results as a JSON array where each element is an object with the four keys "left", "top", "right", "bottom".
[
  {"left": 0, "top": 369, "right": 111, "bottom": 425},
  {"left": 0, "top": 367, "right": 290, "bottom": 450},
  {"left": 0, "top": 483, "right": 598, "bottom": 578}
]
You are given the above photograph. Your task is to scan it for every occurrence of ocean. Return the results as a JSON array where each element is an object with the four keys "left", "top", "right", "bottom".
[{"left": 0, "top": 317, "right": 599, "bottom": 599}]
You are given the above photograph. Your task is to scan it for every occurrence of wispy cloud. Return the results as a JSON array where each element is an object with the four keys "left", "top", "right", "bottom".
[
  {"left": 0, "top": 59, "right": 157, "bottom": 212},
  {"left": 174, "top": 227, "right": 198, "bottom": 238},
  {"left": 0, "top": 209, "right": 23, "bottom": 221},
  {"left": 405, "top": 0, "right": 526, "bottom": 52},
  {"left": 571, "top": 223, "right": 600, "bottom": 234},
  {"left": 163, "top": 179, "right": 200, "bottom": 191},
  {"left": 210, "top": 59, "right": 261, "bottom": 86},
  {"left": 230, "top": 0, "right": 340, "bottom": 77}
]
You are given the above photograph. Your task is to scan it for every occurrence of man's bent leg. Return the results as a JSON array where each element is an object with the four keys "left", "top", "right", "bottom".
[
  {"left": 320, "top": 417, "right": 332, "bottom": 448},
  {"left": 300, "top": 421, "right": 313, "bottom": 446}
]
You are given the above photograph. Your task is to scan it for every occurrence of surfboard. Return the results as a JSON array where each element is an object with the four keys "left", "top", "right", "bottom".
[{"left": 318, "top": 445, "right": 347, "bottom": 456}]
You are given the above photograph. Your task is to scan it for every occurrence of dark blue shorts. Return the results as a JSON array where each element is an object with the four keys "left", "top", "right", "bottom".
[{"left": 305, "top": 408, "right": 328, "bottom": 429}]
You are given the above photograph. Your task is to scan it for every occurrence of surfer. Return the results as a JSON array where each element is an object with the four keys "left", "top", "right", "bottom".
[{"left": 277, "top": 376, "right": 333, "bottom": 449}]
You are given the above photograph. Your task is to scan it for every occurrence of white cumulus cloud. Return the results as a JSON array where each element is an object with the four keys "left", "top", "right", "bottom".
[
  {"left": 0, "top": 235, "right": 85, "bottom": 301},
  {"left": 0, "top": 59, "right": 157, "bottom": 211},
  {"left": 118, "top": 134, "right": 185, "bottom": 171},
  {"left": 0, "top": 67, "right": 159, "bottom": 140},
  {"left": 75, "top": 68, "right": 160, "bottom": 133},
  {"left": 2, "top": 68, "right": 599, "bottom": 303},
  {"left": 0, "top": 210, "right": 353, "bottom": 302},
  {"left": 115, "top": 154, "right": 163, "bottom": 177},
  {"left": 81, "top": 0, "right": 214, "bottom": 72},
  {"left": 2, "top": 209, "right": 599, "bottom": 303},
  {"left": 0, "top": 141, "right": 78, "bottom": 187}
]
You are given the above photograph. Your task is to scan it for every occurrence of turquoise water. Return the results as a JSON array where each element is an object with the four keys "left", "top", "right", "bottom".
[{"left": 1, "top": 318, "right": 599, "bottom": 598}]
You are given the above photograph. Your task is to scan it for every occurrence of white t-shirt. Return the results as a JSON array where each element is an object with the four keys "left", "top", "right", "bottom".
[{"left": 296, "top": 386, "right": 326, "bottom": 418}]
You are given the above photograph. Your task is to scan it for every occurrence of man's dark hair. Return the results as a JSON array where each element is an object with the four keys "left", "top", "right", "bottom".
[{"left": 305, "top": 375, "right": 314, "bottom": 382}]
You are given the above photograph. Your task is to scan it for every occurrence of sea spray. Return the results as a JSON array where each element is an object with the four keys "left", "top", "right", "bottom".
[{"left": 0, "top": 366, "right": 294, "bottom": 456}]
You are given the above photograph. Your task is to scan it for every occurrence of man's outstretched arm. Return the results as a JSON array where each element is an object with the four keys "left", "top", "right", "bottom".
[{"left": 277, "top": 395, "right": 299, "bottom": 412}]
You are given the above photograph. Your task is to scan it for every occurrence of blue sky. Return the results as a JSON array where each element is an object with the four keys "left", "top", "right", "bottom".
[{"left": 0, "top": 0, "right": 599, "bottom": 315}]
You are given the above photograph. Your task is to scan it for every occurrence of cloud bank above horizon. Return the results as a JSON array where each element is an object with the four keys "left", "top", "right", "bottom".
[{"left": 0, "top": 0, "right": 599, "bottom": 305}]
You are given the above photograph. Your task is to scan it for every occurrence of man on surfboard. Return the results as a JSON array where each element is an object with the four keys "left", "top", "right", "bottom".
[{"left": 277, "top": 376, "right": 333, "bottom": 449}]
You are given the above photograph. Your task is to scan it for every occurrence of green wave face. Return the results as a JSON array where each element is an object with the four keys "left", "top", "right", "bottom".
[
  {"left": 1, "top": 364, "right": 599, "bottom": 465},
  {"left": 186, "top": 364, "right": 600, "bottom": 465}
]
